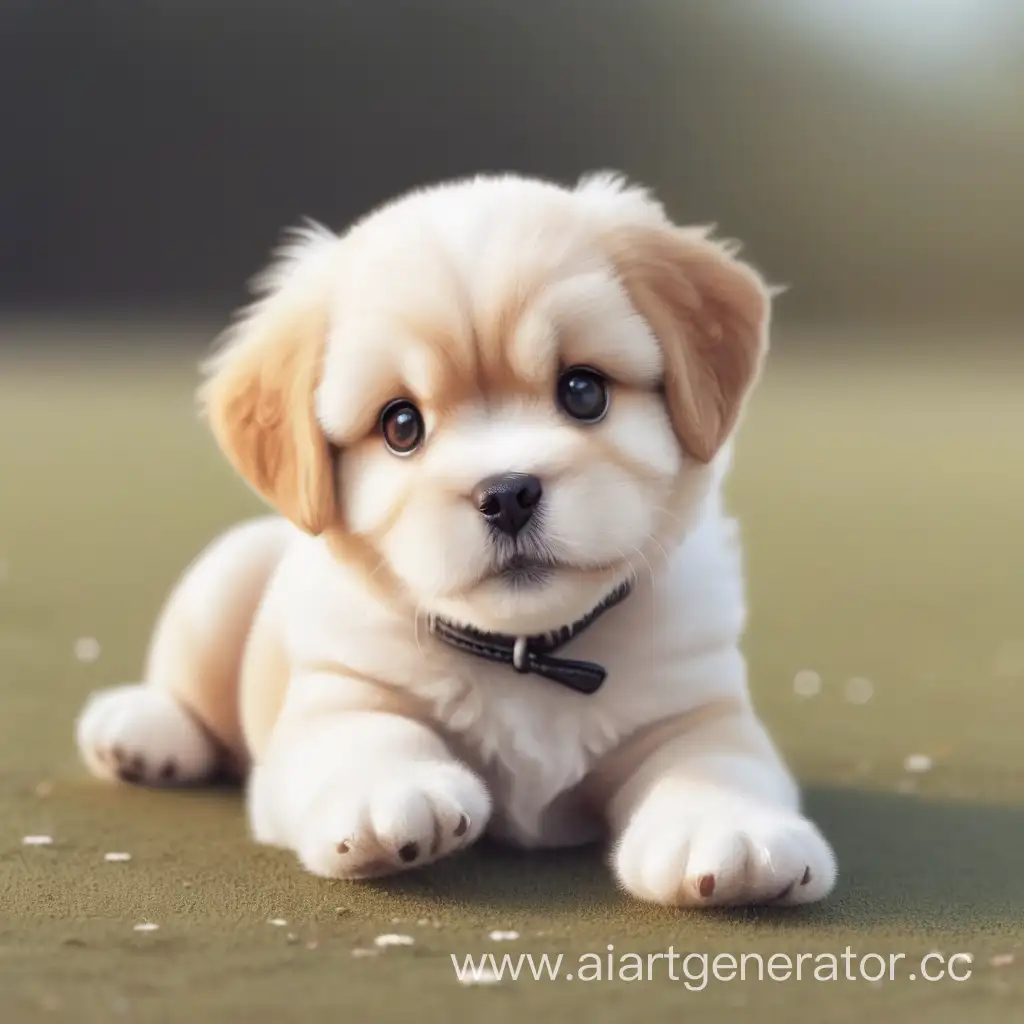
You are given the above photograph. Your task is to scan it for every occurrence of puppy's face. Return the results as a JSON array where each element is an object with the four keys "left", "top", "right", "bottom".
[{"left": 200, "top": 174, "right": 771, "bottom": 634}]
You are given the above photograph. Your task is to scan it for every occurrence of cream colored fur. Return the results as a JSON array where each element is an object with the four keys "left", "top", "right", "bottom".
[{"left": 76, "top": 173, "right": 837, "bottom": 906}]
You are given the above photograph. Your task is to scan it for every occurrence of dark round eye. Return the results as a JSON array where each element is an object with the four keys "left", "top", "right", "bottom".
[
  {"left": 380, "top": 399, "right": 424, "bottom": 455},
  {"left": 557, "top": 366, "right": 609, "bottom": 423}
]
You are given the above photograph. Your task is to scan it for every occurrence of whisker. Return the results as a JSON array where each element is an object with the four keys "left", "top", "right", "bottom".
[
  {"left": 628, "top": 544, "right": 655, "bottom": 587},
  {"left": 412, "top": 601, "right": 426, "bottom": 657},
  {"left": 415, "top": 620, "right": 423, "bottom": 656},
  {"left": 612, "top": 545, "right": 640, "bottom": 591},
  {"left": 652, "top": 505, "right": 685, "bottom": 529},
  {"left": 644, "top": 533, "right": 670, "bottom": 567}
]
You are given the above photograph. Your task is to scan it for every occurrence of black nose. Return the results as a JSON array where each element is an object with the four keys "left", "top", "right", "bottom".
[{"left": 472, "top": 473, "right": 543, "bottom": 537}]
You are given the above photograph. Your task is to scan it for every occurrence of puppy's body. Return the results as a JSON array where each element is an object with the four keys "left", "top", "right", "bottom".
[
  {"left": 76, "top": 173, "right": 836, "bottom": 906},
  {"left": 229, "top": 479, "right": 751, "bottom": 849}
]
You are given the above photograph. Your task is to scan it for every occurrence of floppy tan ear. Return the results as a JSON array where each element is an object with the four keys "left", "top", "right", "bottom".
[
  {"left": 197, "top": 227, "right": 339, "bottom": 534},
  {"left": 604, "top": 222, "right": 772, "bottom": 463}
]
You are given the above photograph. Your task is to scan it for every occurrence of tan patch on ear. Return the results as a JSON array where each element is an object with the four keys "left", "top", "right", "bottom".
[
  {"left": 198, "top": 239, "right": 338, "bottom": 534},
  {"left": 603, "top": 224, "right": 770, "bottom": 462}
]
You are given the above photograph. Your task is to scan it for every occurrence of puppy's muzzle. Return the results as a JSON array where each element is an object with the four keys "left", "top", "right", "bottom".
[{"left": 472, "top": 473, "right": 543, "bottom": 537}]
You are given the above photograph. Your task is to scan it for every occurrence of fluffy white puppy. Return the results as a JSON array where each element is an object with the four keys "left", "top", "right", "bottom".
[{"left": 76, "top": 172, "right": 837, "bottom": 906}]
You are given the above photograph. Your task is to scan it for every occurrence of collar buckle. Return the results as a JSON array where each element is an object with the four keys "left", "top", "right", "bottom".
[
  {"left": 426, "top": 579, "right": 633, "bottom": 695},
  {"left": 512, "top": 637, "right": 529, "bottom": 673}
]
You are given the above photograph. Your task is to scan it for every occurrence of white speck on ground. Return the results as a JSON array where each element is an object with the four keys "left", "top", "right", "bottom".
[
  {"left": 845, "top": 677, "right": 874, "bottom": 704},
  {"left": 132, "top": 923, "right": 159, "bottom": 933},
  {"left": 488, "top": 930, "right": 520, "bottom": 942},
  {"left": 104, "top": 852, "right": 132, "bottom": 862},
  {"left": 267, "top": 918, "right": 288, "bottom": 927},
  {"left": 74, "top": 637, "right": 101, "bottom": 663},
  {"left": 374, "top": 934, "right": 415, "bottom": 948},
  {"left": 990, "top": 953, "right": 1015, "bottom": 968},
  {"left": 22, "top": 835, "right": 53, "bottom": 846},
  {"left": 904, "top": 753, "right": 934, "bottom": 774},
  {"left": 793, "top": 670, "right": 822, "bottom": 697}
]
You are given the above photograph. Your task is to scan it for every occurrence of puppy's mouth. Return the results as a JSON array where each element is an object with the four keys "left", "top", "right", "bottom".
[
  {"left": 449, "top": 531, "right": 629, "bottom": 599},
  {"left": 493, "top": 554, "right": 563, "bottom": 587},
  {"left": 479, "top": 530, "right": 574, "bottom": 589}
]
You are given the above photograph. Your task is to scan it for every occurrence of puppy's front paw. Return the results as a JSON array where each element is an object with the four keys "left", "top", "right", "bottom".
[
  {"left": 294, "top": 761, "right": 491, "bottom": 879},
  {"left": 76, "top": 684, "right": 218, "bottom": 786},
  {"left": 613, "top": 795, "right": 836, "bottom": 907}
]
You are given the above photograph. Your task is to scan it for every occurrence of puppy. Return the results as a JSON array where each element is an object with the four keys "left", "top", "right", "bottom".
[{"left": 76, "top": 173, "right": 837, "bottom": 906}]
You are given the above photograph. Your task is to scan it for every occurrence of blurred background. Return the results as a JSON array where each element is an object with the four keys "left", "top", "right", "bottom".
[{"left": 1, "top": 0, "right": 1022, "bottom": 334}]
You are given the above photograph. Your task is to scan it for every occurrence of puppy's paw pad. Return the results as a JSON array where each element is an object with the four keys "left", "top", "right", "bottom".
[
  {"left": 76, "top": 685, "right": 217, "bottom": 786},
  {"left": 614, "top": 803, "right": 836, "bottom": 908},
  {"left": 297, "top": 762, "right": 491, "bottom": 880}
]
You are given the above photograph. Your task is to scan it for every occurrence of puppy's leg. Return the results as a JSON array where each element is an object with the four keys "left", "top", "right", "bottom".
[
  {"left": 76, "top": 516, "right": 291, "bottom": 786},
  {"left": 248, "top": 685, "right": 492, "bottom": 878},
  {"left": 593, "top": 704, "right": 836, "bottom": 907}
]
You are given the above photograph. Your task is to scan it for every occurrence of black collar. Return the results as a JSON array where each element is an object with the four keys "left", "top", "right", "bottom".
[{"left": 426, "top": 580, "right": 632, "bottom": 695}]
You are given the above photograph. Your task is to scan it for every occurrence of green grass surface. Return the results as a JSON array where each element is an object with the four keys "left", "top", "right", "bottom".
[{"left": 1, "top": 331, "right": 1023, "bottom": 1022}]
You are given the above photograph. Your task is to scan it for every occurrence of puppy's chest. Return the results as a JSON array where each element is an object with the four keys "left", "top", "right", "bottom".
[
  {"left": 428, "top": 653, "right": 620, "bottom": 846},
  {"left": 404, "top": 606, "right": 684, "bottom": 846}
]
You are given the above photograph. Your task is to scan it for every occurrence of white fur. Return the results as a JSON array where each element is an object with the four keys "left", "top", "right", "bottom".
[{"left": 76, "top": 684, "right": 217, "bottom": 785}]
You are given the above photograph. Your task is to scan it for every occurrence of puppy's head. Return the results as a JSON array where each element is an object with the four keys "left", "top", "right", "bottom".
[{"left": 199, "top": 174, "right": 771, "bottom": 634}]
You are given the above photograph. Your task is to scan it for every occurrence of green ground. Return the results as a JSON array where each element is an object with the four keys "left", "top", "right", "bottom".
[{"left": 1, "top": 328, "right": 1022, "bottom": 1022}]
